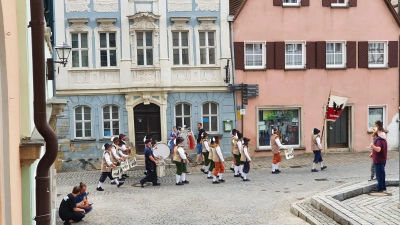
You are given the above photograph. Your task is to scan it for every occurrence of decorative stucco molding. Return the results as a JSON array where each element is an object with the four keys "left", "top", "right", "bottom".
[
  {"left": 94, "top": 0, "right": 119, "bottom": 12},
  {"left": 70, "top": 69, "right": 120, "bottom": 85},
  {"left": 168, "top": 0, "right": 192, "bottom": 12},
  {"left": 195, "top": 0, "right": 219, "bottom": 11},
  {"left": 171, "top": 68, "right": 221, "bottom": 83},
  {"left": 170, "top": 17, "right": 191, "bottom": 30},
  {"left": 65, "top": 0, "right": 90, "bottom": 12},
  {"left": 131, "top": 69, "right": 161, "bottom": 84},
  {"left": 96, "top": 18, "right": 118, "bottom": 31}
]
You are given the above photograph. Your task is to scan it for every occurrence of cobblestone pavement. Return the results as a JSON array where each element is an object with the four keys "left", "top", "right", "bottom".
[{"left": 56, "top": 151, "right": 399, "bottom": 225}]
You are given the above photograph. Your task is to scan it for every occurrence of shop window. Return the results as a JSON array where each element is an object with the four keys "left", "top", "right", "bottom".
[
  {"left": 103, "top": 105, "right": 119, "bottom": 137},
  {"left": 175, "top": 103, "right": 191, "bottom": 129},
  {"left": 258, "top": 109, "right": 300, "bottom": 148},
  {"left": 74, "top": 106, "right": 92, "bottom": 139}
]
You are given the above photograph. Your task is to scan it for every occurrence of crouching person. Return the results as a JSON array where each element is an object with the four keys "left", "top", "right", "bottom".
[{"left": 59, "top": 186, "right": 85, "bottom": 225}]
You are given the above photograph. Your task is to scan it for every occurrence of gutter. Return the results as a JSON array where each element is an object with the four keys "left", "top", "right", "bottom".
[
  {"left": 228, "top": 15, "right": 238, "bottom": 129},
  {"left": 29, "top": 0, "right": 59, "bottom": 224}
]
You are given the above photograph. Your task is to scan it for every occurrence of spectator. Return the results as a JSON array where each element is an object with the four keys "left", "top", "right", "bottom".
[
  {"left": 75, "top": 182, "right": 92, "bottom": 214},
  {"left": 59, "top": 186, "right": 85, "bottom": 225},
  {"left": 195, "top": 123, "right": 205, "bottom": 165},
  {"left": 370, "top": 122, "right": 388, "bottom": 192}
]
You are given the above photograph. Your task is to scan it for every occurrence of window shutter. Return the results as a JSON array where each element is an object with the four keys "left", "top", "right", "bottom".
[
  {"left": 322, "top": 0, "right": 331, "bottom": 7},
  {"left": 275, "top": 42, "right": 285, "bottom": 70},
  {"left": 234, "top": 42, "right": 245, "bottom": 70},
  {"left": 266, "top": 42, "right": 275, "bottom": 69},
  {"left": 273, "top": 0, "right": 283, "bottom": 6},
  {"left": 316, "top": 41, "right": 326, "bottom": 69},
  {"left": 358, "top": 41, "right": 369, "bottom": 68},
  {"left": 388, "top": 41, "right": 398, "bottom": 68},
  {"left": 306, "top": 42, "right": 316, "bottom": 69},
  {"left": 301, "top": 0, "right": 310, "bottom": 6},
  {"left": 348, "top": 0, "right": 357, "bottom": 7},
  {"left": 346, "top": 41, "right": 356, "bottom": 68}
]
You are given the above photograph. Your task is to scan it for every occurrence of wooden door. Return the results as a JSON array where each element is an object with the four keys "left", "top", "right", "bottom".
[
  {"left": 134, "top": 103, "right": 161, "bottom": 154},
  {"left": 327, "top": 106, "right": 350, "bottom": 148}
]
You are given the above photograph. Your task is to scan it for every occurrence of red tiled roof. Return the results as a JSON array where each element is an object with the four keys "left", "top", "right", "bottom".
[
  {"left": 384, "top": 0, "right": 400, "bottom": 27},
  {"left": 229, "top": 0, "right": 248, "bottom": 20}
]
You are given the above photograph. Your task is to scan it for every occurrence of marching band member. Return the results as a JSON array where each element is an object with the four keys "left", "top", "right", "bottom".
[
  {"left": 207, "top": 137, "right": 216, "bottom": 179},
  {"left": 270, "top": 128, "right": 287, "bottom": 174},
  {"left": 212, "top": 136, "right": 225, "bottom": 184},
  {"left": 233, "top": 132, "right": 242, "bottom": 177},
  {"left": 117, "top": 140, "right": 130, "bottom": 178},
  {"left": 173, "top": 137, "right": 190, "bottom": 185},
  {"left": 140, "top": 139, "right": 161, "bottom": 187},
  {"left": 143, "top": 134, "right": 153, "bottom": 175},
  {"left": 241, "top": 138, "right": 252, "bottom": 181},
  {"left": 110, "top": 137, "right": 126, "bottom": 181},
  {"left": 119, "top": 133, "right": 132, "bottom": 156},
  {"left": 97, "top": 143, "right": 124, "bottom": 191},
  {"left": 201, "top": 132, "right": 210, "bottom": 174},
  {"left": 230, "top": 129, "right": 238, "bottom": 172},
  {"left": 236, "top": 132, "right": 244, "bottom": 177}
]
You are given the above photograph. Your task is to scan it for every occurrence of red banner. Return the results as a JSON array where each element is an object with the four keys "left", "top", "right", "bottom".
[{"left": 326, "top": 95, "right": 349, "bottom": 121}]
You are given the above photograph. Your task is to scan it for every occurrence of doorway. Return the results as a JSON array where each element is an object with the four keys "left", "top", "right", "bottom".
[
  {"left": 134, "top": 103, "right": 161, "bottom": 154},
  {"left": 327, "top": 106, "right": 351, "bottom": 148}
]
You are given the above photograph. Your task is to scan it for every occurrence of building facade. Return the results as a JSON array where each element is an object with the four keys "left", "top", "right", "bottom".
[
  {"left": 55, "top": 0, "right": 234, "bottom": 171},
  {"left": 231, "top": 0, "right": 399, "bottom": 155}
]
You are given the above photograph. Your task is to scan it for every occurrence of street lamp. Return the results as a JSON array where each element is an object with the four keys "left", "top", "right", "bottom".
[{"left": 54, "top": 42, "right": 72, "bottom": 67}]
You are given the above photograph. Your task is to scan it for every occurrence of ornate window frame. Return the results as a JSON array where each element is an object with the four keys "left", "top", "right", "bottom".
[
  {"left": 168, "top": 17, "right": 194, "bottom": 67},
  {"left": 66, "top": 18, "right": 93, "bottom": 69},
  {"left": 94, "top": 18, "right": 121, "bottom": 68},
  {"left": 194, "top": 17, "right": 220, "bottom": 67},
  {"left": 128, "top": 12, "right": 161, "bottom": 68}
]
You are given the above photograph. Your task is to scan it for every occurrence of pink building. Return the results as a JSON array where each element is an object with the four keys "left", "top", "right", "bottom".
[{"left": 230, "top": 0, "right": 400, "bottom": 156}]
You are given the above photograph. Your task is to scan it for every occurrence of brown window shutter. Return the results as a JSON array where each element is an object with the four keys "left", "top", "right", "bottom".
[
  {"left": 316, "top": 41, "right": 326, "bottom": 69},
  {"left": 322, "top": 0, "right": 331, "bottom": 7},
  {"left": 346, "top": 41, "right": 356, "bottom": 68},
  {"left": 301, "top": 0, "right": 310, "bottom": 6},
  {"left": 266, "top": 42, "right": 275, "bottom": 69},
  {"left": 234, "top": 42, "right": 245, "bottom": 70},
  {"left": 358, "top": 41, "right": 368, "bottom": 68},
  {"left": 306, "top": 42, "right": 316, "bottom": 69},
  {"left": 273, "top": 0, "right": 283, "bottom": 6},
  {"left": 348, "top": 0, "right": 357, "bottom": 7},
  {"left": 275, "top": 42, "right": 285, "bottom": 70},
  {"left": 388, "top": 41, "right": 399, "bottom": 68}
]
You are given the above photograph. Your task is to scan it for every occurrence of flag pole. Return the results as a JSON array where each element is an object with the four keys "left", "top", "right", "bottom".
[{"left": 321, "top": 87, "right": 332, "bottom": 141}]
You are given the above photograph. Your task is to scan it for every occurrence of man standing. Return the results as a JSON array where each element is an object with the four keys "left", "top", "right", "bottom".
[
  {"left": 140, "top": 139, "right": 160, "bottom": 188},
  {"left": 195, "top": 123, "right": 205, "bottom": 165},
  {"left": 311, "top": 128, "right": 327, "bottom": 172},
  {"left": 370, "top": 132, "right": 388, "bottom": 192},
  {"left": 59, "top": 186, "right": 85, "bottom": 225}
]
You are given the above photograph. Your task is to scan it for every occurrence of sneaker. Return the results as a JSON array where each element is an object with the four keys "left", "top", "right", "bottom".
[
  {"left": 230, "top": 168, "right": 234, "bottom": 172},
  {"left": 321, "top": 166, "right": 327, "bottom": 170},
  {"left": 218, "top": 179, "right": 225, "bottom": 182},
  {"left": 110, "top": 181, "right": 116, "bottom": 185},
  {"left": 234, "top": 174, "right": 241, "bottom": 177},
  {"left": 200, "top": 168, "right": 205, "bottom": 172},
  {"left": 117, "top": 182, "right": 124, "bottom": 188},
  {"left": 153, "top": 183, "right": 161, "bottom": 186},
  {"left": 311, "top": 169, "right": 318, "bottom": 172},
  {"left": 212, "top": 181, "right": 220, "bottom": 184},
  {"left": 140, "top": 182, "right": 144, "bottom": 188},
  {"left": 203, "top": 171, "right": 209, "bottom": 174},
  {"left": 122, "top": 174, "right": 129, "bottom": 178},
  {"left": 176, "top": 182, "right": 184, "bottom": 185},
  {"left": 242, "top": 179, "right": 250, "bottom": 182},
  {"left": 271, "top": 170, "right": 280, "bottom": 174},
  {"left": 207, "top": 176, "right": 213, "bottom": 179},
  {"left": 96, "top": 187, "right": 104, "bottom": 191},
  {"left": 182, "top": 180, "right": 189, "bottom": 184}
]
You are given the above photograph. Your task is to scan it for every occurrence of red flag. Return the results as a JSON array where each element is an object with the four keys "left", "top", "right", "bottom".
[{"left": 326, "top": 95, "right": 349, "bottom": 121}]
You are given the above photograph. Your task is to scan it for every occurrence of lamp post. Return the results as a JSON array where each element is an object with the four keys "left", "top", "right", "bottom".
[{"left": 54, "top": 42, "right": 72, "bottom": 67}]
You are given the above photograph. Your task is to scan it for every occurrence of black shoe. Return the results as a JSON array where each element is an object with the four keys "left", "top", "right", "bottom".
[
  {"left": 144, "top": 171, "right": 148, "bottom": 175},
  {"left": 212, "top": 181, "right": 220, "bottom": 184},
  {"left": 203, "top": 171, "right": 208, "bottom": 174},
  {"left": 243, "top": 179, "right": 250, "bottom": 182},
  {"left": 234, "top": 174, "right": 241, "bottom": 177},
  {"left": 207, "top": 176, "right": 213, "bottom": 179},
  {"left": 176, "top": 182, "right": 184, "bottom": 185},
  {"left": 272, "top": 170, "right": 280, "bottom": 174},
  {"left": 118, "top": 178, "right": 126, "bottom": 181},
  {"left": 321, "top": 166, "right": 327, "bottom": 170},
  {"left": 122, "top": 174, "right": 129, "bottom": 178},
  {"left": 200, "top": 168, "right": 205, "bottom": 172},
  {"left": 140, "top": 182, "right": 144, "bottom": 188},
  {"left": 311, "top": 169, "right": 318, "bottom": 172},
  {"left": 117, "top": 182, "right": 124, "bottom": 188},
  {"left": 64, "top": 221, "right": 71, "bottom": 225},
  {"left": 153, "top": 183, "right": 161, "bottom": 186},
  {"left": 275, "top": 169, "right": 281, "bottom": 172},
  {"left": 110, "top": 182, "right": 116, "bottom": 185},
  {"left": 182, "top": 180, "right": 189, "bottom": 184},
  {"left": 218, "top": 179, "right": 225, "bottom": 182},
  {"left": 230, "top": 168, "right": 234, "bottom": 172},
  {"left": 96, "top": 187, "right": 104, "bottom": 191}
]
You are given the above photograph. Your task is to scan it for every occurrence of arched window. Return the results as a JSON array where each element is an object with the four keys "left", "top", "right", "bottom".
[
  {"left": 74, "top": 106, "right": 92, "bottom": 138},
  {"left": 103, "top": 105, "right": 119, "bottom": 137},
  {"left": 175, "top": 103, "right": 191, "bottom": 129},
  {"left": 202, "top": 102, "right": 218, "bottom": 133}
]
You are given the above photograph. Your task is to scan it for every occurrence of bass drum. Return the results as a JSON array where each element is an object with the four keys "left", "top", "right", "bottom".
[{"left": 153, "top": 143, "right": 170, "bottom": 160}]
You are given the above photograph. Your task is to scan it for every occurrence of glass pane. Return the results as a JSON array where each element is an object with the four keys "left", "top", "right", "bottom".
[
  {"left": 295, "top": 44, "right": 302, "bottom": 53},
  {"left": 211, "top": 116, "right": 218, "bottom": 131},
  {"left": 112, "top": 110, "right": 118, "bottom": 119},
  {"left": 183, "top": 117, "right": 191, "bottom": 128},
  {"left": 81, "top": 33, "right": 88, "bottom": 48},
  {"left": 146, "top": 32, "right": 153, "bottom": 46},
  {"left": 211, "top": 103, "right": 217, "bottom": 114},
  {"left": 175, "top": 104, "right": 182, "bottom": 116},
  {"left": 254, "top": 55, "right": 262, "bottom": 66},
  {"left": 104, "top": 121, "right": 110, "bottom": 129},
  {"left": 326, "top": 53, "right": 334, "bottom": 65},
  {"left": 203, "top": 103, "right": 209, "bottom": 115},
  {"left": 76, "top": 122, "right": 82, "bottom": 130},
  {"left": 335, "top": 43, "right": 342, "bottom": 53},
  {"left": 203, "top": 119, "right": 210, "bottom": 132},
  {"left": 246, "top": 44, "right": 254, "bottom": 54},
  {"left": 137, "top": 32, "right": 143, "bottom": 46},
  {"left": 81, "top": 50, "right": 88, "bottom": 67},
  {"left": 103, "top": 106, "right": 110, "bottom": 113},
  {"left": 100, "top": 50, "right": 108, "bottom": 66},
  {"left": 113, "top": 121, "right": 119, "bottom": 129},
  {"left": 137, "top": 49, "right": 144, "bottom": 65},
  {"left": 183, "top": 104, "right": 190, "bottom": 115},
  {"left": 72, "top": 51, "right": 79, "bottom": 67},
  {"left": 182, "top": 49, "right": 189, "bottom": 65},
  {"left": 112, "top": 128, "right": 119, "bottom": 136},
  {"left": 104, "top": 128, "right": 111, "bottom": 137},
  {"left": 84, "top": 107, "right": 90, "bottom": 114},
  {"left": 208, "top": 32, "right": 214, "bottom": 46},
  {"left": 172, "top": 32, "right": 179, "bottom": 46},
  {"left": 100, "top": 33, "right": 107, "bottom": 48},
  {"left": 209, "top": 48, "right": 215, "bottom": 64},
  {"left": 200, "top": 48, "right": 207, "bottom": 64},
  {"left": 84, "top": 113, "right": 91, "bottom": 121},
  {"left": 175, "top": 118, "right": 182, "bottom": 128},
  {"left": 246, "top": 55, "right": 253, "bottom": 66},
  {"left": 76, "top": 129, "right": 83, "bottom": 138},
  {"left": 112, "top": 106, "right": 118, "bottom": 114},
  {"left": 75, "top": 108, "right": 82, "bottom": 120},
  {"left": 108, "top": 33, "right": 116, "bottom": 47},
  {"left": 173, "top": 49, "right": 180, "bottom": 65},
  {"left": 199, "top": 32, "right": 206, "bottom": 46},
  {"left": 295, "top": 55, "right": 302, "bottom": 65},
  {"left": 146, "top": 49, "right": 153, "bottom": 65},
  {"left": 72, "top": 34, "right": 79, "bottom": 48},
  {"left": 335, "top": 54, "right": 343, "bottom": 64},
  {"left": 368, "top": 108, "right": 383, "bottom": 127},
  {"left": 110, "top": 50, "right": 117, "bottom": 66},
  {"left": 254, "top": 44, "right": 262, "bottom": 54},
  {"left": 84, "top": 122, "right": 91, "bottom": 130},
  {"left": 181, "top": 32, "right": 188, "bottom": 46},
  {"left": 85, "top": 130, "right": 91, "bottom": 137},
  {"left": 326, "top": 43, "right": 334, "bottom": 53}
]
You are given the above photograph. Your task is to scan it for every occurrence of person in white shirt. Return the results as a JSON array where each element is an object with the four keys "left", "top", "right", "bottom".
[
  {"left": 97, "top": 143, "right": 124, "bottom": 191},
  {"left": 200, "top": 132, "right": 211, "bottom": 174},
  {"left": 270, "top": 128, "right": 288, "bottom": 174},
  {"left": 311, "top": 128, "right": 327, "bottom": 172},
  {"left": 240, "top": 137, "right": 252, "bottom": 181},
  {"left": 212, "top": 136, "right": 225, "bottom": 184},
  {"left": 111, "top": 137, "right": 126, "bottom": 181},
  {"left": 173, "top": 137, "right": 190, "bottom": 185},
  {"left": 234, "top": 133, "right": 243, "bottom": 177},
  {"left": 230, "top": 129, "right": 239, "bottom": 172}
]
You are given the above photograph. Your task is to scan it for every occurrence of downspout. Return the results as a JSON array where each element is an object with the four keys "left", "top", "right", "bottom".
[
  {"left": 29, "top": 0, "right": 59, "bottom": 224},
  {"left": 398, "top": 35, "right": 400, "bottom": 208},
  {"left": 228, "top": 15, "right": 238, "bottom": 129}
]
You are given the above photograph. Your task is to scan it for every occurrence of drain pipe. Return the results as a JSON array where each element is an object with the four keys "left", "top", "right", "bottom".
[
  {"left": 29, "top": 0, "right": 59, "bottom": 224},
  {"left": 228, "top": 15, "right": 238, "bottom": 129}
]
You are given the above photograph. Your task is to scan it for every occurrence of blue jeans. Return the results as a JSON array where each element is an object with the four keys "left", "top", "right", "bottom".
[
  {"left": 374, "top": 162, "right": 386, "bottom": 191},
  {"left": 196, "top": 143, "right": 202, "bottom": 154},
  {"left": 85, "top": 205, "right": 93, "bottom": 214}
]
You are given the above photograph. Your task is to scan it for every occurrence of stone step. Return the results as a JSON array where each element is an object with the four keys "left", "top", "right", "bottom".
[{"left": 291, "top": 199, "right": 340, "bottom": 225}]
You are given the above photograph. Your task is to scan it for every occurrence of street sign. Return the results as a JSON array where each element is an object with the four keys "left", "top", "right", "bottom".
[
  {"left": 227, "top": 84, "right": 242, "bottom": 91},
  {"left": 240, "top": 109, "right": 246, "bottom": 115},
  {"left": 242, "top": 97, "right": 248, "bottom": 105}
]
